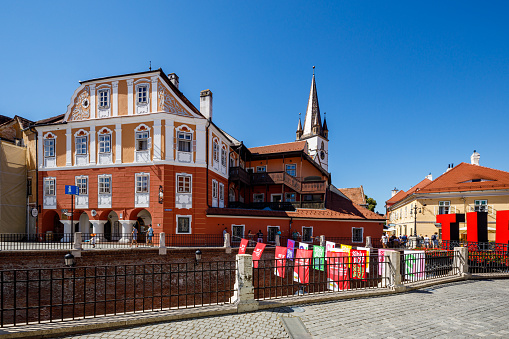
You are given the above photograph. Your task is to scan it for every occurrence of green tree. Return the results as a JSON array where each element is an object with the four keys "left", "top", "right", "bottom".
[{"left": 365, "top": 195, "right": 377, "bottom": 212}]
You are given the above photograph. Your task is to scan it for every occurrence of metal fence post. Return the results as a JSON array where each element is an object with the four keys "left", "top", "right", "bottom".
[
  {"left": 454, "top": 246, "right": 470, "bottom": 278},
  {"left": 387, "top": 250, "right": 406, "bottom": 292},
  {"left": 224, "top": 233, "right": 232, "bottom": 253},
  {"left": 159, "top": 232, "right": 167, "bottom": 255},
  {"left": 232, "top": 254, "right": 259, "bottom": 312}
]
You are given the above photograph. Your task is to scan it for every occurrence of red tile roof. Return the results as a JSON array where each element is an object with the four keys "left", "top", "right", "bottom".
[
  {"left": 386, "top": 178, "right": 432, "bottom": 205},
  {"left": 338, "top": 186, "right": 366, "bottom": 206},
  {"left": 418, "top": 162, "right": 509, "bottom": 193},
  {"left": 386, "top": 190, "right": 407, "bottom": 204},
  {"left": 249, "top": 141, "right": 307, "bottom": 155}
]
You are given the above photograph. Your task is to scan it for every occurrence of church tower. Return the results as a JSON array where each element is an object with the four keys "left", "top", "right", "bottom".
[{"left": 296, "top": 67, "right": 329, "bottom": 171}]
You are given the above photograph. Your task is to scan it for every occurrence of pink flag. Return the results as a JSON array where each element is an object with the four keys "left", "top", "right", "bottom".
[
  {"left": 238, "top": 238, "right": 249, "bottom": 254},
  {"left": 252, "top": 242, "right": 266, "bottom": 268},
  {"left": 274, "top": 246, "right": 287, "bottom": 277},
  {"left": 293, "top": 249, "right": 313, "bottom": 284},
  {"left": 327, "top": 251, "right": 350, "bottom": 291}
]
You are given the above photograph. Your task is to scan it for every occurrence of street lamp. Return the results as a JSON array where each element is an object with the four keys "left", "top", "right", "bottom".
[
  {"left": 64, "top": 253, "right": 75, "bottom": 267},
  {"left": 195, "top": 249, "right": 202, "bottom": 265}
]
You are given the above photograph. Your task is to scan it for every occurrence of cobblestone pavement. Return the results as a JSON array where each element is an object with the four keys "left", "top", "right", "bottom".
[{"left": 61, "top": 279, "right": 509, "bottom": 338}]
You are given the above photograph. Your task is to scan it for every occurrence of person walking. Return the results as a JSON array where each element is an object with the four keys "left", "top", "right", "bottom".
[
  {"left": 424, "top": 235, "right": 430, "bottom": 248},
  {"left": 257, "top": 230, "right": 264, "bottom": 243},
  {"left": 131, "top": 226, "right": 138, "bottom": 247},
  {"left": 247, "top": 230, "right": 254, "bottom": 244},
  {"left": 146, "top": 224, "right": 154, "bottom": 247},
  {"left": 381, "top": 233, "right": 388, "bottom": 248},
  {"left": 431, "top": 232, "right": 439, "bottom": 248}
]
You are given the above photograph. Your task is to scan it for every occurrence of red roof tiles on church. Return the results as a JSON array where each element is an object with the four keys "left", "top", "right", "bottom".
[
  {"left": 249, "top": 141, "right": 307, "bottom": 155},
  {"left": 338, "top": 186, "right": 366, "bottom": 206}
]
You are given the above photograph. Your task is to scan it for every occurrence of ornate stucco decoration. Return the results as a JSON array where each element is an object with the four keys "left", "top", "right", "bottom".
[
  {"left": 158, "top": 84, "right": 189, "bottom": 116},
  {"left": 71, "top": 86, "right": 90, "bottom": 121}
]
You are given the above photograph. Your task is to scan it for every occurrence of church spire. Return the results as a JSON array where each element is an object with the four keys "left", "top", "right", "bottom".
[
  {"left": 302, "top": 66, "right": 322, "bottom": 137},
  {"left": 296, "top": 113, "right": 303, "bottom": 140}
]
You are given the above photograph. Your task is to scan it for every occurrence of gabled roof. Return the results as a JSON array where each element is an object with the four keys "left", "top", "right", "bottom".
[
  {"left": 386, "top": 190, "right": 407, "bottom": 204},
  {"left": 338, "top": 186, "right": 366, "bottom": 206},
  {"left": 249, "top": 140, "right": 307, "bottom": 155},
  {"left": 386, "top": 177, "right": 432, "bottom": 205},
  {"left": 0, "top": 115, "right": 11, "bottom": 125},
  {"left": 34, "top": 114, "right": 66, "bottom": 127},
  {"left": 418, "top": 162, "right": 509, "bottom": 193}
]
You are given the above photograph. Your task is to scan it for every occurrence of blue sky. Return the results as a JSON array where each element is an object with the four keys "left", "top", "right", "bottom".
[{"left": 1, "top": 1, "right": 508, "bottom": 213}]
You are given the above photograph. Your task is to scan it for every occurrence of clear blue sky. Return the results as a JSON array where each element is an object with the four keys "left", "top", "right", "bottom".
[{"left": 1, "top": 1, "right": 508, "bottom": 213}]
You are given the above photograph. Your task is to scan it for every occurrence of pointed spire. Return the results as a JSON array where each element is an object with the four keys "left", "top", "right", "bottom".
[
  {"left": 296, "top": 113, "right": 303, "bottom": 140},
  {"left": 322, "top": 112, "right": 328, "bottom": 131},
  {"left": 302, "top": 66, "right": 322, "bottom": 137}
]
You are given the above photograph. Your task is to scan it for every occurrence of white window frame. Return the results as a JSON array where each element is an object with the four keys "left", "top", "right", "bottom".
[
  {"left": 98, "top": 133, "right": 111, "bottom": 154},
  {"left": 253, "top": 193, "right": 264, "bottom": 203},
  {"left": 438, "top": 201, "right": 450, "bottom": 215},
  {"left": 76, "top": 135, "right": 88, "bottom": 155},
  {"left": 221, "top": 146, "right": 227, "bottom": 167},
  {"left": 267, "top": 225, "right": 280, "bottom": 243},
  {"left": 176, "top": 215, "right": 192, "bottom": 234},
  {"left": 98, "top": 174, "right": 112, "bottom": 194},
  {"left": 44, "top": 177, "right": 56, "bottom": 196},
  {"left": 213, "top": 140, "right": 219, "bottom": 163},
  {"left": 44, "top": 137, "right": 55, "bottom": 158},
  {"left": 177, "top": 174, "right": 192, "bottom": 193},
  {"left": 285, "top": 164, "right": 296, "bottom": 177},
  {"left": 212, "top": 179, "right": 218, "bottom": 207},
  {"left": 271, "top": 194, "right": 283, "bottom": 203},
  {"left": 302, "top": 226, "right": 313, "bottom": 243},
  {"left": 98, "top": 89, "right": 110, "bottom": 109},
  {"left": 135, "top": 131, "right": 149, "bottom": 151},
  {"left": 285, "top": 192, "right": 296, "bottom": 202},
  {"left": 135, "top": 173, "right": 150, "bottom": 193},
  {"left": 219, "top": 182, "right": 224, "bottom": 208},
  {"left": 136, "top": 84, "right": 149, "bottom": 105},
  {"left": 231, "top": 224, "right": 245, "bottom": 242},
  {"left": 352, "top": 227, "right": 364, "bottom": 243},
  {"left": 474, "top": 200, "right": 488, "bottom": 212},
  {"left": 178, "top": 131, "right": 192, "bottom": 153},
  {"left": 256, "top": 166, "right": 266, "bottom": 173},
  {"left": 76, "top": 176, "right": 88, "bottom": 195}
]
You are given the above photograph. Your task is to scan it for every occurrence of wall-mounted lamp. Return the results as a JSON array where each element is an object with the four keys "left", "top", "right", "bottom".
[
  {"left": 64, "top": 253, "right": 75, "bottom": 267},
  {"left": 158, "top": 185, "right": 164, "bottom": 204},
  {"left": 195, "top": 249, "right": 202, "bottom": 265}
]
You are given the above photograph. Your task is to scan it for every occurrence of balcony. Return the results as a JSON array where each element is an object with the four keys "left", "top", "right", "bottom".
[
  {"left": 227, "top": 201, "right": 325, "bottom": 211},
  {"left": 229, "top": 167, "right": 251, "bottom": 185}
]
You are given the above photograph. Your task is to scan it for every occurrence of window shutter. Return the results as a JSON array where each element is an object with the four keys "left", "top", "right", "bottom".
[{"left": 192, "top": 140, "right": 196, "bottom": 152}]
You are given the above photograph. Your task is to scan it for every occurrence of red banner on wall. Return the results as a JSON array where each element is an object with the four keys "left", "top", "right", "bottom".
[
  {"left": 252, "top": 242, "right": 266, "bottom": 268},
  {"left": 238, "top": 238, "right": 249, "bottom": 254},
  {"left": 327, "top": 250, "right": 350, "bottom": 291},
  {"left": 350, "top": 249, "right": 368, "bottom": 280},
  {"left": 274, "top": 246, "right": 287, "bottom": 278},
  {"left": 293, "top": 249, "right": 313, "bottom": 284}
]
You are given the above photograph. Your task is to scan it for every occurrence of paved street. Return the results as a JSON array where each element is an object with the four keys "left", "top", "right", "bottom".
[{"left": 61, "top": 279, "right": 509, "bottom": 338}]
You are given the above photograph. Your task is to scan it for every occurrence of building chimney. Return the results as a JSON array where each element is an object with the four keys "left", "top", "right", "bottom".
[
  {"left": 446, "top": 164, "right": 452, "bottom": 172},
  {"left": 471, "top": 150, "right": 480, "bottom": 166},
  {"left": 391, "top": 187, "right": 399, "bottom": 197},
  {"left": 200, "top": 89, "right": 213, "bottom": 120},
  {"left": 168, "top": 73, "right": 179, "bottom": 89},
  {"left": 426, "top": 173, "right": 432, "bottom": 181}
]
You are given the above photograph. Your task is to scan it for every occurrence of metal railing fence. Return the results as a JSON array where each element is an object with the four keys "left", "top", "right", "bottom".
[
  {"left": 401, "top": 250, "right": 457, "bottom": 283},
  {"left": 442, "top": 240, "right": 509, "bottom": 252},
  {"left": 253, "top": 254, "right": 389, "bottom": 300},
  {"left": 0, "top": 261, "right": 236, "bottom": 327},
  {"left": 468, "top": 251, "right": 509, "bottom": 274}
]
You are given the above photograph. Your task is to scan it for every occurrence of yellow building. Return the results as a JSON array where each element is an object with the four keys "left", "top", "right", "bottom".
[{"left": 386, "top": 151, "right": 509, "bottom": 241}]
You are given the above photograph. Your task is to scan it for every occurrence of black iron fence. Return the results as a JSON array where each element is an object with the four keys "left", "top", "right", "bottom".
[
  {"left": 253, "top": 254, "right": 389, "bottom": 300},
  {"left": 0, "top": 261, "right": 236, "bottom": 327},
  {"left": 401, "top": 250, "right": 458, "bottom": 283},
  {"left": 442, "top": 240, "right": 509, "bottom": 252},
  {"left": 468, "top": 251, "right": 509, "bottom": 274}
]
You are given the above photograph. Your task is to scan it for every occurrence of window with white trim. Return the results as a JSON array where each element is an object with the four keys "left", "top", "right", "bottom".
[
  {"left": 178, "top": 132, "right": 192, "bottom": 152},
  {"left": 253, "top": 193, "right": 264, "bottom": 203},
  {"left": 213, "top": 141, "right": 219, "bottom": 162},
  {"left": 212, "top": 179, "right": 218, "bottom": 207},
  {"left": 137, "top": 84, "right": 149, "bottom": 104},
  {"left": 177, "top": 174, "right": 192, "bottom": 193},
  {"left": 177, "top": 216, "right": 191, "bottom": 234},
  {"left": 352, "top": 227, "right": 363, "bottom": 243},
  {"left": 302, "top": 227, "right": 313, "bottom": 242},
  {"left": 438, "top": 201, "right": 450, "bottom": 215},
  {"left": 267, "top": 226, "right": 280, "bottom": 242},
  {"left": 136, "top": 174, "right": 149, "bottom": 193},
  {"left": 98, "top": 175, "right": 111, "bottom": 194},
  {"left": 98, "top": 89, "right": 110, "bottom": 109},
  {"left": 76, "top": 176, "right": 88, "bottom": 195},
  {"left": 98, "top": 134, "right": 111, "bottom": 153},
  {"left": 221, "top": 147, "right": 227, "bottom": 167},
  {"left": 44, "top": 178, "right": 55, "bottom": 196},
  {"left": 76, "top": 136, "right": 88, "bottom": 155},
  {"left": 219, "top": 183, "right": 224, "bottom": 207},
  {"left": 44, "top": 139, "right": 55, "bottom": 158},
  {"left": 285, "top": 192, "right": 296, "bottom": 202},
  {"left": 256, "top": 166, "right": 266, "bottom": 173},
  {"left": 285, "top": 164, "right": 296, "bottom": 177},
  {"left": 475, "top": 200, "right": 487, "bottom": 212},
  {"left": 135, "top": 131, "right": 149, "bottom": 151},
  {"left": 232, "top": 225, "right": 245, "bottom": 242}
]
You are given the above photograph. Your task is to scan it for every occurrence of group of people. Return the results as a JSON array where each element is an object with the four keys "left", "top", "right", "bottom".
[
  {"left": 130, "top": 224, "right": 154, "bottom": 247},
  {"left": 381, "top": 232, "right": 439, "bottom": 249}
]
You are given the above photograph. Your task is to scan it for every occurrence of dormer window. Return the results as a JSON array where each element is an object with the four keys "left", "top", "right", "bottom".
[
  {"left": 76, "top": 136, "right": 88, "bottom": 155},
  {"left": 98, "top": 89, "right": 110, "bottom": 109},
  {"left": 137, "top": 85, "right": 149, "bottom": 104}
]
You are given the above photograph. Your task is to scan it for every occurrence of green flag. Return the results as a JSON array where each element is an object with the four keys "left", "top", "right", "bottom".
[{"left": 313, "top": 245, "right": 325, "bottom": 271}]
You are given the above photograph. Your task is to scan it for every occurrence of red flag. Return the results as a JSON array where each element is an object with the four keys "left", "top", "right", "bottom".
[
  {"left": 327, "top": 251, "right": 350, "bottom": 291},
  {"left": 238, "top": 238, "right": 249, "bottom": 254},
  {"left": 293, "top": 249, "right": 313, "bottom": 284},
  {"left": 350, "top": 249, "right": 368, "bottom": 280},
  {"left": 252, "top": 242, "right": 266, "bottom": 268},
  {"left": 274, "top": 246, "right": 287, "bottom": 277}
]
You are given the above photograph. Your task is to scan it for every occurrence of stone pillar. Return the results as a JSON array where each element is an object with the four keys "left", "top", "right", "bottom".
[
  {"left": 386, "top": 250, "right": 406, "bottom": 292},
  {"left": 224, "top": 233, "right": 232, "bottom": 253},
  {"left": 74, "top": 232, "right": 82, "bottom": 250},
  {"left": 60, "top": 220, "right": 79, "bottom": 242},
  {"left": 231, "top": 254, "right": 259, "bottom": 312},
  {"left": 275, "top": 234, "right": 280, "bottom": 247},
  {"left": 365, "top": 236, "right": 372, "bottom": 248},
  {"left": 159, "top": 232, "right": 167, "bottom": 255},
  {"left": 90, "top": 220, "right": 107, "bottom": 241},
  {"left": 454, "top": 246, "right": 470, "bottom": 278},
  {"left": 319, "top": 235, "right": 325, "bottom": 247},
  {"left": 409, "top": 236, "right": 418, "bottom": 249},
  {"left": 119, "top": 220, "right": 136, "bottom": 243}
]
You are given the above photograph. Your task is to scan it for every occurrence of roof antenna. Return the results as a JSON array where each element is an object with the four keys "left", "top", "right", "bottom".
[{"left": 149, "top": 61, "right": 152, "bottom": 71}]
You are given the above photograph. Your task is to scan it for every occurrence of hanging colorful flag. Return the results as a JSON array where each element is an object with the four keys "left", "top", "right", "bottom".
[
  {"left": 274, "top": 246, "right": 287, "bottom": 277},
  {"left": 293, "top": 249, "right": 313, "bottom": 284},
  {"left": 340, "top": 244, "right": 352, "bottom": 251},
  {"left": 252, "top": 242, "right": 266, "bottom": 268},
  {"left": 325, "top": 241, "right": 336, "bottom": 261},
  {"left": 299, "top": 242, "right": 309, "bottom": 250},
  {"left": 327, "top": 250, "right": 350, "bottom": 291},
  {"left": 378, "top": 248, "right": 388, "bottom": 276},
  {"left": 238, "top": 238, "right": 249, "bottom": 254},
  {"left": 350, "top": 249, "right": 368, "bottom": 280},
  {"left": 286, "top": 239, "right": 295, "bottom": 260},
  {"left": 404, "top": 250, "right": 425, "bottom": 281},
  {"left": 356, "top": 246, "right": 371, "bottom": 273},
  {"left": 313, "top": 245, "right": 325, "bottom": 271}
]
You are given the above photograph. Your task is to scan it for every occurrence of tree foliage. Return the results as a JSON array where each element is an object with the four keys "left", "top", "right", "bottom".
[{"left": 365, "top": 195, "right": 377, "bottom": 212}]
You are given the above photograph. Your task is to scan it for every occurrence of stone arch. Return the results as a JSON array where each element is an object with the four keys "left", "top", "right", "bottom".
[
  {"left": 41, "top": 210, "right": 61, "bottom": 238},
  {"left": 78, "top": 212, "right": 91, "bottom": 234}
]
